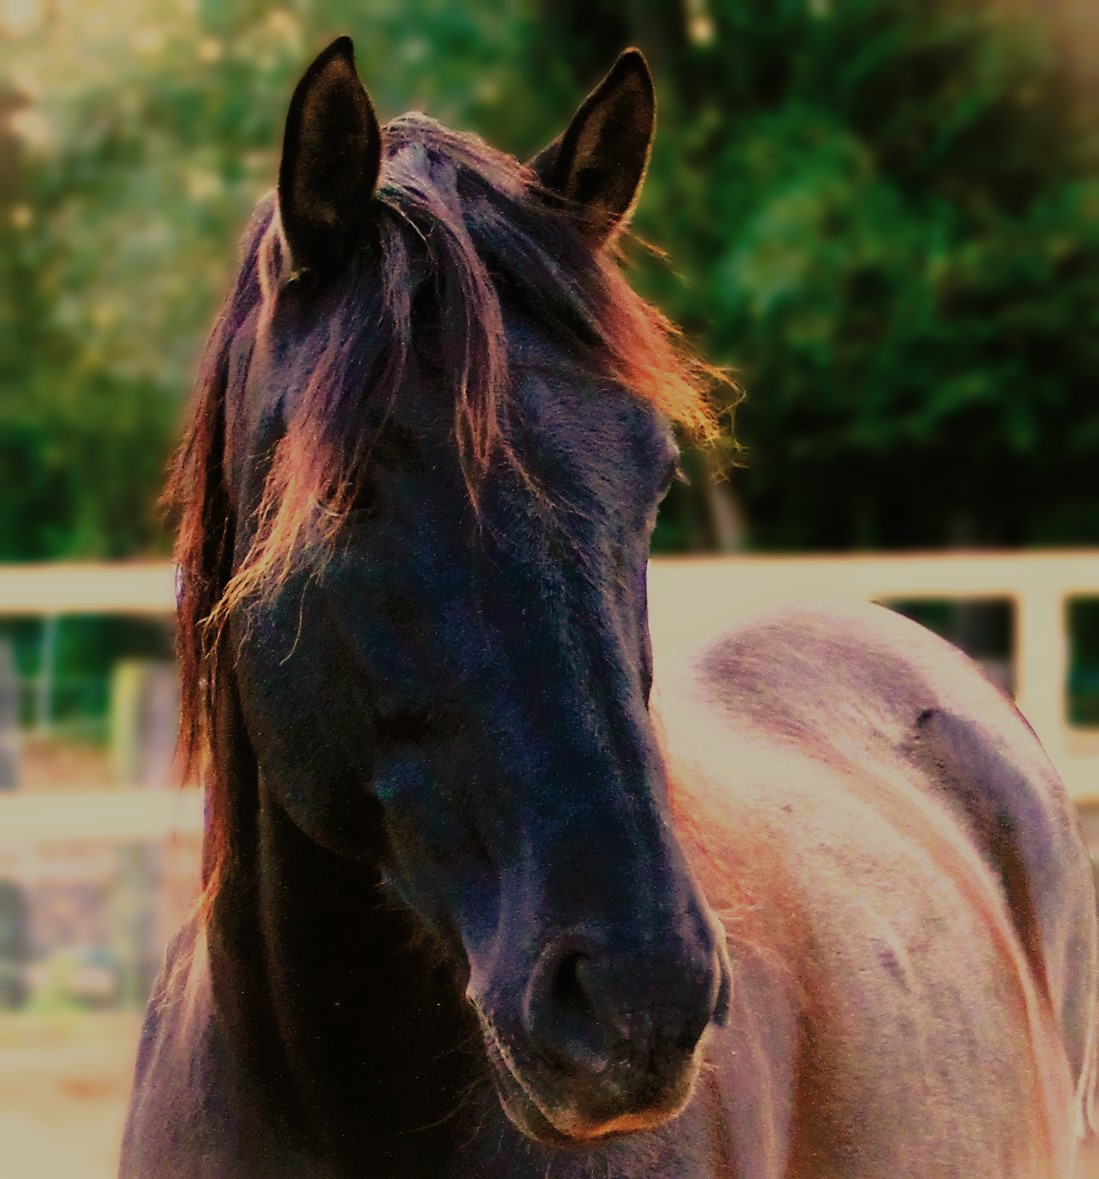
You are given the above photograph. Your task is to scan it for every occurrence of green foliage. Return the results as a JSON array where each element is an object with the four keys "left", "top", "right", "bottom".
[
  {"left": 1, "top": 0, "right": 1096, "bottom": 558},
  {"left": 616, "top": 0, "right": 1099, "bottom": 549}
]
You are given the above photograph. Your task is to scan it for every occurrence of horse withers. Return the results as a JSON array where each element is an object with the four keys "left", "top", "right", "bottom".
[{"left": 120, "top": 38, "right": 1099, "bottom": 1178}]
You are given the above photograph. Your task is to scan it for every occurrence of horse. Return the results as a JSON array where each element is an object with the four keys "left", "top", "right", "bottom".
[{"left": 120, "top": 38, "right": 1099, "bottom": 1178}]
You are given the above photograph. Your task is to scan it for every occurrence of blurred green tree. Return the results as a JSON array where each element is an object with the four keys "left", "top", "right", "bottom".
[{"left": 0, "top": 0, "right": 1096, "bottom": 558}]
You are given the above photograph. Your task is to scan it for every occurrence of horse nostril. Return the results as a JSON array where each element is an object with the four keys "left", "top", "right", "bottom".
[
  {"left": 525, "top": 942, "right": 615, "bottom": 1076},
  {"left": 553, "top": 952, "right": 592, "bottom": 1023},
  {"left": 523, "top": 929, "right": 722, "bottom": 1085}
]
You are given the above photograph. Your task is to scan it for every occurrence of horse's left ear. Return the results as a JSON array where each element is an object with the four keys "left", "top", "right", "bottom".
[
  {"left": 278, "top": 36, "right": 382, "bottom": 275},
  {"left": 528, "top": 49, "right": 655, "bottom": 244}
]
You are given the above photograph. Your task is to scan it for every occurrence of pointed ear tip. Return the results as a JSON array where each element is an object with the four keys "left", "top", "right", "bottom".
[
  {"left": 306, "top": 35, "right": 356, "bottom": 77},
  {"left": 609, "top": 49, "right": 655, "bottom": 107},
  {"left": 297, "top": 35, "right": 377, "bottom": 126},
  {"left": 616, "top": 48, "right": 653, "bottom": 78}
]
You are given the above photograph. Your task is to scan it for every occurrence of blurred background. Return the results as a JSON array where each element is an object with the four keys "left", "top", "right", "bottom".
[{"left": 1, "top": 0, "right": 1098, "bottom": 1175}]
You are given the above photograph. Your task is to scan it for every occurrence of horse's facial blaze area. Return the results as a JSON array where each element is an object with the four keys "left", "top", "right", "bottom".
[{"left": 479, "top": 1013, "right": 708, "bottom": 1146}]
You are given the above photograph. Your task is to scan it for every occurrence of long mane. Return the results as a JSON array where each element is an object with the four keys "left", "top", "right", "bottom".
[{"left": 165, "top": 113, "right": 725, "bottom": 910}]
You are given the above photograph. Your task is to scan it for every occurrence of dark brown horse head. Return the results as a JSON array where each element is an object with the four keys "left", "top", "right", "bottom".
[{"left": 171, "top": 37, "right": 730, "bottom": 1147}]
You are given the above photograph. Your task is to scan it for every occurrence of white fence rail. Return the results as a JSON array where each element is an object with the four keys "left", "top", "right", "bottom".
[
  {"left": 1, "top": 554, "right": 1097, "bottom": 844},
  {"left": 0, "top": 562, "right": 175, "bottom": 616},
  {"left": 0, "top": 788, "right": 203, "bottom": 845}
]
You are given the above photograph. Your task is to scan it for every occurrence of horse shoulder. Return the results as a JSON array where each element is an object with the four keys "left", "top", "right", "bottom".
[
  {"left": 687, "top": 599, "right": 1097, "bottom": 1086},
  {"left": 657, "top": 601, "right": 1098, "bottom": 1173},
  {"left": 669, "top": 742, "right": 1070, "bottom": 1174}
]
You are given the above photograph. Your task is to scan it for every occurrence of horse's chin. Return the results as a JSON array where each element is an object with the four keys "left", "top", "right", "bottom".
[
  {"left": 493, "top": 1072, "right": 579, "bottom": 1147},
  {"left": 488, "top": 1042, "right": 700, "bottom": 1149}
]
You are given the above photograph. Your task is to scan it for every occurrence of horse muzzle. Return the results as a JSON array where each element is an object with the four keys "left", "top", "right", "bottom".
[{"left": 471, "top": 918, "right": 732, "bottom": 1145}]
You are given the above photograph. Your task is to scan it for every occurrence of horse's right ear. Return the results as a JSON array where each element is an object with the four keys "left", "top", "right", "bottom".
[
  {"left": 528, "top": 49, "right": 656, "bottom": 245},
  {"left": 278, "top": 37, "right": 382, "bottom": 276}
]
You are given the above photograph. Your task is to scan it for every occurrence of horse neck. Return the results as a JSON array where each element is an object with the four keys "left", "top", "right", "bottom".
[{"left": 204, "top": 706, "right": 484, "bottom": 1166}]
